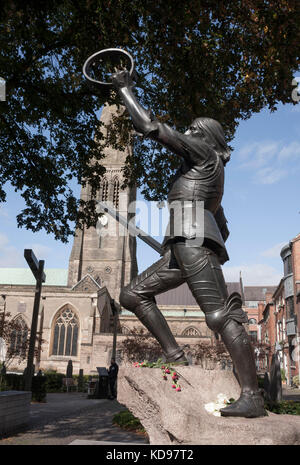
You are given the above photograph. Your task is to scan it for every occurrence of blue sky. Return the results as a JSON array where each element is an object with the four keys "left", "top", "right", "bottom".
[{"left": 0, "top": 100, "right": 299, "bottom": 286}]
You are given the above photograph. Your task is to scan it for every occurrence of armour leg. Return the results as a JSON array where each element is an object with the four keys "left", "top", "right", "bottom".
[
  {"left": 119, "top": 248, "right": 187, "bottom": 362},
  {"left": 173, "top": 242, "right": 266, "bottom": 417}
]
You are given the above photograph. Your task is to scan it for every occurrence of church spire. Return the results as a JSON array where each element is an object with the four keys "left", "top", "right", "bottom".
[{"left": 67, "top": 104, "right": 137, "bottom": 300}]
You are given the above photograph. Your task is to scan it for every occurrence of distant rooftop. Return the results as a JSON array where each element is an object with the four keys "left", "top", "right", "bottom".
[
  {"left": 0, "top": 268, "right": 278, "bottom": 304},
  {"left": 0, "top": 268, "right": 68, "bottom": 286},
  {"left": 156, "top": 282, "right": 198, "bottom": 306},
  {"left": 156, "top": 281, "right": 244, "bottom": 306},
  {"left": 155, "top": 282, "right": 276, "bottom": 306},
  {"left": 243, "top": 286, "right": 277, "bottom": 301}
]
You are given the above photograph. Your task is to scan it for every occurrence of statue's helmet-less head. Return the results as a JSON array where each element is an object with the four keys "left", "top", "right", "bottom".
[{"left": 186, "top": 117, "right": 231, "bottom": 165}]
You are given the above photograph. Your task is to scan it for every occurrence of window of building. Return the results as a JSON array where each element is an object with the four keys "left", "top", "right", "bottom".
[
  {"left": 249, "top": 331, "right": 257, "bottom": 342},
  {"left": 9, "top": 316, "right": 28, "bottom": 358},
  {"left": 248, "top": 318, "right": 257, "bottom": 325},
  {"left": 245, "top": 301, "right": 259, "bottom": 308},
  {"left": 182, "top": 327, "right": 200, "bottom": 337},
  {"left": 101, "top": 178, "right": 109, "bottom": 202},
  {"left": 121, "top": 326, "right": 131, "bottom": 335},
  {"left": 264, "top": 331, "right": 269, "bottom": 345},
  {"left": 113, "top": 177, "right": 120, "bottom": 209},
  {"left": 284, "top": 254, "right": 293, "bottom": 276},
  {"left": 51, "top": 308, "right": 79, "bottom": 356},
  {"left": 286, "top": 297, "right": 295, "bottom": 318}
]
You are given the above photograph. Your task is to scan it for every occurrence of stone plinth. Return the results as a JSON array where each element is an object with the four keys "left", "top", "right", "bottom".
[
  {"left": 117, "top": 366, "right": 300, "bottom": 445},
  {"left": 0, "top": 391, "right": 31, "bottom": 437}
]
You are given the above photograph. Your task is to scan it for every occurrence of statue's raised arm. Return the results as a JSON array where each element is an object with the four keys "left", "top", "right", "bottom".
[{"left": 112, "top": 69, "right": 208, "bottom": 164}]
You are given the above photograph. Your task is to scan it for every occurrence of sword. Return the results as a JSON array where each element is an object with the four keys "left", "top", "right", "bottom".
[{"left": 97, "top": 201, "right": 164, "bottom": 255}]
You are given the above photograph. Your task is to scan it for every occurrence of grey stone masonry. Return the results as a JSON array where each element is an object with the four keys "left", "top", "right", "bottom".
[{"left": 0, "top": 391, "right": 31, "bottom": 436}]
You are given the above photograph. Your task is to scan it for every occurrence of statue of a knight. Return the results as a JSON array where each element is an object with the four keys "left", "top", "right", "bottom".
[{"left": 112, "top": 69, "right": 266, "bottom": 418}]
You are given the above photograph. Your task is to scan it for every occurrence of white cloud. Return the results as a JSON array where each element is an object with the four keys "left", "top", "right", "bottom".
[
  {"left": 223, "top": 263, "right": 282, "bottom": 286},
  {"left": 24, "top": 243, "right": 52, "bottom": 260},
  {"left": 0, "top": 235, "right": 53, "bottom": 267},
  {"left": 0, "top": 234, "right": 23, "bottom": 267},
  {"left": 261, "top": 242, "right": 286, "bottom": 258},
  {"left": 237, "top": 139, "right": 300, "bottom": 185},
  {"left": 278, "top": 141, "right": 300, "bottom": 160},
  {"left": 256, "top": 166, "right": 288, "bottom": 185},
  {"left": 239, "top": 142, "right": 279, "bottom": 170}
]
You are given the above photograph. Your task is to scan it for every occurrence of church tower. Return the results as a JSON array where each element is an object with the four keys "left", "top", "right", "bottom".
[{"left": 67, "top": 104, "right": 138, "bottom": 301}]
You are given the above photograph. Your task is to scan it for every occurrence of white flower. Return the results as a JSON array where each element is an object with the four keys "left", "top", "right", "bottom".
[
  {"left": 204, "top": 402, "right": 216, "bottom": 414},
  {"left": 216, "top": 393, "right": 229, "bottom": 404},
  {"left": 204, "top": 393, "right": 230, "bottom": 416}
]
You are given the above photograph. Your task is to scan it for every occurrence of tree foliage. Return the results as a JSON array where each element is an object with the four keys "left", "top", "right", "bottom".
[
  {"left": 1, "top": 0, "right": 299, "bottom": 241},
  {"left": 190, "top": 340, "right": 231, "bottom": 368},
  {"left": 119, "top": 327, "right": 162, "bottom": 362}
]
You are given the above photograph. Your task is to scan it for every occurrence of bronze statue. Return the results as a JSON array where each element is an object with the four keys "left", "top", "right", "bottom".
[{"left": 83, "top": 50, "right": 266, "bottom": 418}]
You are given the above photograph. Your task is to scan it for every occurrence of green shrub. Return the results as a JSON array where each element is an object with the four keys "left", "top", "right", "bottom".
[
  {"left": 292, "top": 375, "right": 300, "bottom": 387},
  {"left": 72, "top": 374, "right": 90, "bottom": 392},
  {"left": 113, "top": 409, "right": 145, "bottom": 433},
  {"left": 281, "top": 369, "right": 287, "bottom": 381},
  {"left": 5, "top": 373, "right": 24, "bottom": 391},
  {"left": 43, "top": 370, "right": 65, "bottom": 392},
  {"left": 265, "top": 401, "right": 300, "bottom": 415}
]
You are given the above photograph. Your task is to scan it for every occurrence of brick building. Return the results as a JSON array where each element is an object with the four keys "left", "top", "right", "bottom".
[{"left": 257, "top": 235, "right": 300, "bottom": 385}]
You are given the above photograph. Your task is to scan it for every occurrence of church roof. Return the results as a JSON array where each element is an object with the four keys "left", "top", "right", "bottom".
[
  {"left": 156, "top": 281, "right": 243, "bottom": 306},
  {"left": 156, "top": 282, "right": 198, "bottom": 306},
  {"left": 0, "top": 268, "right": 68, "bottom": 286}
]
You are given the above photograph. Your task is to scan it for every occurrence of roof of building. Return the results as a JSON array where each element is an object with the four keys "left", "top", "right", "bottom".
[
  {"left": 0, "top": 268, "right": 68, "bottom": 286},
  {"left": 243, "top": 286, "right": 277, "bottom": 301},
  {"left": 156, "top": 281, "right": 243, "bottom": 306},
  {"left": 226, "top": 282, "right": 243, "bottom": 296},
  {"left": 156, "top": 282, "right": 198, "bottom": 306},
  {"left": 0, "top": 268, "right": 278, "bottom": 305}
]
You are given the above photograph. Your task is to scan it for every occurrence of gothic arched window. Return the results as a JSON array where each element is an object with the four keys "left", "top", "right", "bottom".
[
  {"left": 101, "top": 178, "right": 109, "bottom": 202},
  {"left": 9, "top": 316, "right": 28, "bottom": 357},
  {"left": 51, "top": 308, "right": 79, "bottom": 356},
  {"left": 182, "top": 327, "right": 200, "bottom": 337},
  {"left": 113, "top": 177, "right": 120, "bottom": 209},
  {"left": 121, "top": 325, "right": 131, "bottom": 335}
]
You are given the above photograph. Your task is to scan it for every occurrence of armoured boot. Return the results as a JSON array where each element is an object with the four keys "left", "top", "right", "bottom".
[
  {"left": 219, "top": 318, "right": 266, "bottom": 418},
  {"left": 135, "top": 301, "right": 188, "bottom": 365}
]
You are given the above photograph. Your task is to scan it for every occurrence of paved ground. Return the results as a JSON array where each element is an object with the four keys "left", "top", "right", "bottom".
[
  {"left": 282, "top": 387, "right": 300, "bottom": 402},
  {"left": 0, "top": 392, "right": 149, "bottom": 445},
  {"left": 0, "top": 388, "right": 299, "bottom": 446}
]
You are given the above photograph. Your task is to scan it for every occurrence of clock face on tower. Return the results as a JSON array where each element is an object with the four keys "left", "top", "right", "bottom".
[{"left": 99, "top": 215, "right": 108, "bottom": 226}]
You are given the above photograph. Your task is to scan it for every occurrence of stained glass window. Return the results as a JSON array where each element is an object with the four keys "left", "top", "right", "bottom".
[
  {"left": 9, "top": 316, "right": 28, "bottom": 357},
  {"left": 101, "top": 178, "right": 109, "bottom": 202},
  {"left": 51, "top": 308, "right": 79, "bottom": 356},
  {"left": 113, "top": 177, "right": 120, "bottom": 209},
  {"left": 182, "top": 327, "right": 200, "bottom": 337}
]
